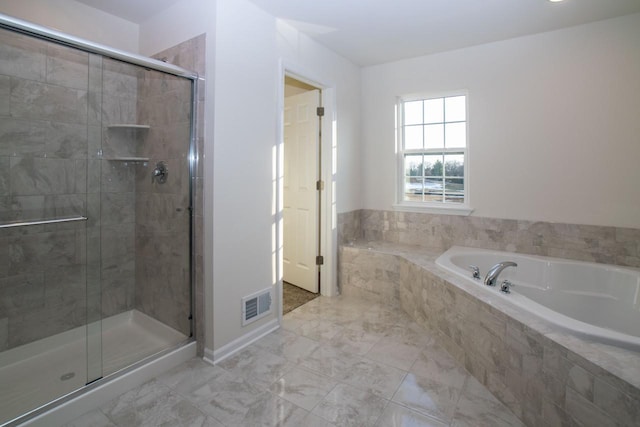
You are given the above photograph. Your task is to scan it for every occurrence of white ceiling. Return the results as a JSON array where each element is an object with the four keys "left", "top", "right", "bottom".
[
  {"left": 75, "top": 0, "right": 184, "bottom": 24},
  {"left": 76, "top": 0, "right": 640, "bottom": 66}
]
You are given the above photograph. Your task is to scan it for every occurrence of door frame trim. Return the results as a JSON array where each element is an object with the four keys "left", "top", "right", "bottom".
[{"left": 276, "top": 60, "right": 338, "bottom": 324}]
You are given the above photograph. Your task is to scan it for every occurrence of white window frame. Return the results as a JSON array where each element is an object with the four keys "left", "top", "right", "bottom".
[{"left": 394, "top": 91, "right": 473, "bottom": 216}]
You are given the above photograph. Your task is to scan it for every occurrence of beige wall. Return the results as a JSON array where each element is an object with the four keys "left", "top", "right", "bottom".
[{"left": 361, "top": 13, "right": 640, "bottom": 229}]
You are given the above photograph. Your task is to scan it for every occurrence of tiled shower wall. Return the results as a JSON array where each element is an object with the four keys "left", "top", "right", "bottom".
[
  {"left": 0, "top": 28, "right": 201, "bottom": 351},
  {"left": 146, "top": 34, "right": 206, "bottom": 355},
  {"left": 339, "top": 209, "right": 640, "bottom": 269},
  {"left": 0, "top": 29, "right": 92, "bottom": 350}
]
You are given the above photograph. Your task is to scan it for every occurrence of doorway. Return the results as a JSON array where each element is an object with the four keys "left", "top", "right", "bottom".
[{"left": 282, "top": 75, "right": 322, "bottom": 313}]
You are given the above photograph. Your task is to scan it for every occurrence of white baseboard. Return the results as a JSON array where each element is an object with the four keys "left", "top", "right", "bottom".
[{"left": 204, "top": 318, "right": 279, "bottom": 365}]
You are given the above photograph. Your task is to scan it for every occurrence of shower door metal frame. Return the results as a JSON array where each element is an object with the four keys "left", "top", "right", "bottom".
[{"left": 0, "top": 12, "right": 200, "bottom": 426}]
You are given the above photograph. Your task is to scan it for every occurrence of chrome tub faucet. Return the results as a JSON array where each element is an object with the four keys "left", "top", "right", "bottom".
[{"left": 484, "top": 261, "right": 517, "bottom": 287}]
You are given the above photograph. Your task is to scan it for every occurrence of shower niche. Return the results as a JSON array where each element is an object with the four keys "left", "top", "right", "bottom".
[{"left": 0, "top": 23, "right": 196, "bottom": 425}]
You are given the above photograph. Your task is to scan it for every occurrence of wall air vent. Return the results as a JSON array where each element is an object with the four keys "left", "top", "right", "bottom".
[{"left": 242, "top": 288, "right": 273, "bottom": 326}]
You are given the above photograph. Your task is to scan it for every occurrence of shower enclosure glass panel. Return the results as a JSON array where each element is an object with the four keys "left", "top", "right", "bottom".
[{"left": 0, "top": 26, "right": 194, "bottom": 426}]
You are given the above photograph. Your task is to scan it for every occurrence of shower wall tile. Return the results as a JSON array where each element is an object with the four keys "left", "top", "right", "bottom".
[
  {"left": 134, "top": 33, "right": 206, "bottom": 344},
  {"left": 101, "top": 223, "right": 135, "bottom": 261},
  {"left": 0, "top": 273, "right": 45, "bottom": 317},
  {"left": 44, "top": 122, "right": 88, "bottom": 159},
  {"left": 0, "top": 117, "right": 45, "bottom": 157},
  {"left": 101, "top": 192, "right": 135, "bottom": 225},
  {"left": 7, "top": 229, "right": 78, "bottom": 275},
  {"left": 45, "top": 44, "right": 89, "bottom": 90},
  {"left": 0, "top": 29, "right": 46, "bottom": 81},
  {"left": 0, "top": 195, "right": 45, "bottom": 222},
  {"left": 8, "top": 298, "right": 86, "bottom": 348},
  {"left": 101, "top": 257, "right": 135, "bottom": 317},
  {"left": 0, "top": 75, "right": 10, "bottom": 116},
  {"left": 0, "top": 157, "right": 8, "bottom": 196},
  {"left": 10, "top": 78, "right": 88, "bottom": 124},
  {"left": 43, "top": 265, "right": 85, "bottom": 307},
  {"left": 135, "top": 192, "right": 189, "bottom": 233},
  {"left": 101, "top": 161, "right": 136, "bottom": 193},
  {"left": 42, "top": 193, "right": 86, "bottom": 218},
  {"left": 9, "top": 157, "right": 76, "bottom": 196},
  {"left": 101, "top": 93, "right": 137, "bottom": 125},
  {"left": 0, "top": 317, "right": 7, "bottom": 351}
]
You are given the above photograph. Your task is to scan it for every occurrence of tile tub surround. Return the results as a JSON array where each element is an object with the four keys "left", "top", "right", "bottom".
[
  {"left": 339, "top": 209, "right": 640, "bottom": 269},
  {"left": 339, "top": 241, "right": 640, "bottom": 426}
]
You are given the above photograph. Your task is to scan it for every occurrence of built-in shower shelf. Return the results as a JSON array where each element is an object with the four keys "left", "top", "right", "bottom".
[
  {"left": 107, "top": 124, "right": 151, "bottom": 130},
  {"left": 105, "top": 157, "right": 150, "bottom": 162}
]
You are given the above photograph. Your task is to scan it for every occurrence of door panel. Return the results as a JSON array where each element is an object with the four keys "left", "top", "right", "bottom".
[{"left": 283, "top": 89, "right": 320, "bottom": 293}]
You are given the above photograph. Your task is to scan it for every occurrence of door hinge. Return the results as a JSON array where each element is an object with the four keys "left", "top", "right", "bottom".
[
  {"left": 316, "top": 107, "right": 325, "bottom": 117},
  {"left": 316, "top": 180, "right": 324, "bottom": 191},
  {"left": 316, "top": 255, "right": 324, "bottom": 266}
]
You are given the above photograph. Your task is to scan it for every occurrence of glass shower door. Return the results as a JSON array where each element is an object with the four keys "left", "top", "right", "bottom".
[{"left": 0, "top": 27, "right": 98, "bottom": 424}]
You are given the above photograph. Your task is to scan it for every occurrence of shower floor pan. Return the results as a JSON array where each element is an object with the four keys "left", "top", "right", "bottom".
[{"left": 0, "top": 310, "right": 187, "bottom": 425}]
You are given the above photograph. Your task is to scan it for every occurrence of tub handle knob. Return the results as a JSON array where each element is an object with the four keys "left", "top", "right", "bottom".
[
  {"left": 500, "top": 280, "right": 515, "bottom": 294},
  {"left": 469, "top": 265, "right": 480, "bottom": 280}
]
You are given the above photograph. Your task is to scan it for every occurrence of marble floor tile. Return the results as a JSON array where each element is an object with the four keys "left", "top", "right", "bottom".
[
  {"left": 365, "top": 335, "right": 426, "bottom": 370},
  {"left": 240, "top": 393, "right": 309, "bottom": 427},
  {"left": 375, "top": 402, "right": 449, "bottom": 427},
  {"left": 295, "top": 318, "right": 345, "bottom": 342},
  {"left": 269, "top": 366, "right": 338, "bottom": 410},
  {"left": 156, "top": 358, "right": 225, "bottom": 395},
  {"left": 300, "top": 412, "right": 338, "bottom": 427},
  {"left": 299, "top": 342, "right": 362, "bottom": 379},
  {"left": 392, "top": 373, "right": 462, "bottom": 423},
  {"left": 183, "top": 369, "right": 266, "bottom": 426},
  {"left": 254, "top": 329, "right": 320, "bottom": 364},
  {"left": 62, "top": 409, "right": 117, "bottom": 427},
  {"left": 311, "top": 383, "right": 387, "bottom": 427},
  {"left": 341, "top": 357, "right": 407, "bottom": 399},
  {"left": 328, "top": 327, "right": 382, "bottom": 355},
  {"left": 410, "top": 344, "right": 469, "bottom": 390},
  {"left": 99, "top": 379, "right": 214, "bottom": 427},
  {"left": 58, "top": 295, "right": 525, "bottom": 427},
  {"left": 450, "top": 376, "right": 525, "bottom": 427},
  {"left": 217, "top": 345, "right": 294, "bottom": 390}
]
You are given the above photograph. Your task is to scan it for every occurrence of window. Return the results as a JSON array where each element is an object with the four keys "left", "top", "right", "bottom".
[{"left": 398, "top": 93, "right": 469, "bottom": 211}]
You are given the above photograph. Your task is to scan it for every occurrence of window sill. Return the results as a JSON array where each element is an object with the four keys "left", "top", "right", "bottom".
[{"left": 392, "top": 203, "right": 474, "bottom": 216}]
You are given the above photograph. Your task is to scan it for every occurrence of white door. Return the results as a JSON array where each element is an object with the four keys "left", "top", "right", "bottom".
[{"left": 283, "top": 89, "right": 320, "bottom": 293}]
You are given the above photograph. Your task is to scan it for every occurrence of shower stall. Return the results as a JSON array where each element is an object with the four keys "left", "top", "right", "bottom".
[{"left": 0, "top": 15, "right": 197, "bottom": 426}]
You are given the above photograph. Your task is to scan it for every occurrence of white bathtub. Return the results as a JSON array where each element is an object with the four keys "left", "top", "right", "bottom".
[{"left": 436, "top": 246, "right": 640, "bottom": 351}]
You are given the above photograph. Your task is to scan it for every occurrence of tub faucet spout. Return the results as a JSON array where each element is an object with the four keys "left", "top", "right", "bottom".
[{"left": 484, "top": 261, "right": 517, "bottom": 287}]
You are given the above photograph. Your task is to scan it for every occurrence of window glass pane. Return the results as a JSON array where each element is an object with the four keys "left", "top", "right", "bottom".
[
  {"left": 405, "top": 154, "right": 423, "bottom": 176},
  {"left": 423, "top": 154, "right": 443, "bottom": 177},
  {"left": 445, "top": 96, "right": 466, "bottom": 122},
  {"left": 404, "top": 125, "right": 423, "bottom": 150},
  {"left": 424, "top": 177, "right": 444, "bottom": 202},
  {"left": 444, "top": 178, "right": 464, "bottom": 203},
  {"left": 424, "top": 124, "right": 444, "bottom": 149},
  {"left": 424, "top": 98, "right": 443, "bottom": 124},
  {"left": 405, "top": 177, "right": 424, "bottom": 202},
  {"left": 444, "top": 154, "right": 464, "bottom": 177},
  {"left": 445, "top": 122, "right": 466, "bottom": 148},
  {"left": 404, "top": 100, "right": 423, "bottom": 125}
]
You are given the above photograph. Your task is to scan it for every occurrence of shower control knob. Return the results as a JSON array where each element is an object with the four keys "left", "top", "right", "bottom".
[{"left": 152, "top": 161, "right": 168, "bottom": 184}]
